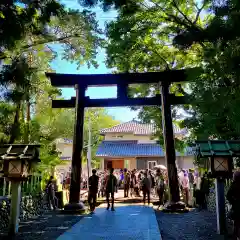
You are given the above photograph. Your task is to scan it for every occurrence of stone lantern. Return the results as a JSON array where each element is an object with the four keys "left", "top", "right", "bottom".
[
  {"left": 0, "top": 144, "right": 40, "bottom": 235},
  {"left": 195, "top": 140, "right": 240, "bottom": 235},
  {"left": 209, "top": 156, "right": 233, "bottom": 179},
  {"left": 195, "top": 140, "right": 236, "bottom": 179}
]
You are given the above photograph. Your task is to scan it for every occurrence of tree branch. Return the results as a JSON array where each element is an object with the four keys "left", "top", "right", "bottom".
[
  {"left": 193, "top": 1, "right": 207, "bottom": 24},
  {"left": 0, "top": 33, "right": 86, "bottom": 61},
  {"left": 171, "top": 0, "right": 194, "bottom": 26},
  {"left": 20, "top": 34, "right": 85, "bottom": 51}
]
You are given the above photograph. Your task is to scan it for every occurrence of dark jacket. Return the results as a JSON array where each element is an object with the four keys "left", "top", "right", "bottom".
[
  {"left": 227, "top": 181, "right": 240, "bottom": 220},
  {"left": 105, "top": 174, "right": 117, "bottom": 193},
  {"left": 46, "top": 181, "right": 55, "bottom": 198},
  {"left": 89, "top": 175, "right": 99, "bottom": 193}
]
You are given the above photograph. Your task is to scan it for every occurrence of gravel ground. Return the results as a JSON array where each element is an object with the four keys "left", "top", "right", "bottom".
[
  {"left": 0, "top": 211, "right": 85, "bottom": 240},
  {"left": 155, "top": 209, "right": 233, "bottom": 240}
]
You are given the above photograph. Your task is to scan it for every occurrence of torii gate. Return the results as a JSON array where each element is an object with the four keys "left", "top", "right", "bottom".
[{"left": 46, "top": 69, "right": 192, "bottom": 210}]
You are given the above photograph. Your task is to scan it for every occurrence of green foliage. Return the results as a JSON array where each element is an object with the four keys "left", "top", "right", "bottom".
[
  {"left": 92, "top": 0, "right": 210, "bottom": 150},
  {"left": 84, "top": 0, "right": 240, "bottom": 149},
  {"left": 0, "top": 0, "right": 110, "bottom": 175},
  {"left": 175, "top": 0, "right": 240, "bottom": 141},
  {"left": 83, "top": 108, "right": 120, "bottom": 166}
]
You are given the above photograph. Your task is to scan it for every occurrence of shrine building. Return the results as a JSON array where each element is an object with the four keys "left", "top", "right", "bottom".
[{"left": 96, "top": 120, "right": 194, "bottom": 170}]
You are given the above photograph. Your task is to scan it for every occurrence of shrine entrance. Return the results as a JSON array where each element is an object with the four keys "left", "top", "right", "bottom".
[{"left": 46, "top": 69, "right": 193, "bottom": 209}]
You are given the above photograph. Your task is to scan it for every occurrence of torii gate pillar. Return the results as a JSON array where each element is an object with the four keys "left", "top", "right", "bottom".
[
  {"left": 161, "top": 82, "right": 180, "bottom": 203},
  {"left": 64, "top": 84, "right": 86, "bottom": 211}
]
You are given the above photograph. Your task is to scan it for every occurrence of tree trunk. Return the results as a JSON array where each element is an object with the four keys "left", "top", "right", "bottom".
[
  {"left": 24, "top": 99, "right": 31, "bottom": 143},
  {"left": 9, "top": 102, "right": 21, "bottom": 144}
]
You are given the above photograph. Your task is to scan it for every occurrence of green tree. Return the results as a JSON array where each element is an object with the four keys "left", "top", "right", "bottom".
[
  {"left": 173, "top": 0, "right": 240, "bottom": 141},
  {"left": 82, "top": 0, "right": 210, "bottom": 149},
  {"left": 0, "top": 0, "right": 102, "bottom": 144},
  {"left": 32, "top": 88, "right": 120, "bottom": 172},
  {"left": 84, "top": 108, "right": 120, "bottom": 167}
]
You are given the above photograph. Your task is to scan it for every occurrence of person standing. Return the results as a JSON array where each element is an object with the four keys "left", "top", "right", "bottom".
[
  {"left": 181, "top": 172, "right": 190, "bottom": 206},
  {"left": 105, "top": 168, "right": 117, "bottom": 211},
  {"left": 188, "top": 169, "right": 194, "bottom": 206},
  {"left": 130, "top": 170, "right": 137, "bottom": 197},
  {"left": 88, "top": 169, "right": 99, "bottom": 212},
  {"left": 141, "top": 171, "right": 151, "bottom": 205},
  {"left": 46, "top": 176, "right": 57, "bottom": 210},
  {"left": 119, "top": 169, "right": 124, "bottom": 188},
  {"left": 155, "top": 169, "right": 165, "bottom": 209},
  {"left": 227, "top": 171, "right": 240, "bottom": 240},
  {"left": 149, "top": 170, "right": 155, "bottom": 196},
  {"left": 200, "top": 172, "right": 210, "bottom": 210},
  {"left": 123, "top": 169, "right": 130, "bottom": 198},
  {"left": 193, "top": 171, "right": 201, "bottom": 207}
]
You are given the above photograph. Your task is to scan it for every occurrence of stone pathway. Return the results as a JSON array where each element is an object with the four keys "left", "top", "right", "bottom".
[{"left": 57, "top": 204, "right": 161, "bottom": 240}]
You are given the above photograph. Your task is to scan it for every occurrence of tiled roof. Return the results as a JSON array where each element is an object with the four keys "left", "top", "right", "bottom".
[
  {"left": 100, "top": 120, "right": 187, "bottom": 136},
  {"left": 96, "top": 141, "right": 194, "bottom": 157}
]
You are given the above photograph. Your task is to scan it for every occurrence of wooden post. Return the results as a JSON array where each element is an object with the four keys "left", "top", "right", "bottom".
[
  {"left": 3, "top": 177, "right": 6, "bottom": 196},
  {"left": 30, "top": 175, "right": 33, "bottom": 192},
  {"left": 9, "top": 180, "right": 21, "bottom": 235},
  {"left": 69, "top": 84, "right": 86, "bottom": 204},
  {"left": 8, "top": 180, "right": 11, "bottom": 195},
  {"left": 215, "top": 178, "right": 226, "bottom": 234},
  {"left": 160, "top": 82, "right": 180, "bottom": 203}
]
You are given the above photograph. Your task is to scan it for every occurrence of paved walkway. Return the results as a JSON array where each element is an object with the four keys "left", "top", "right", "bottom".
[{"left": 57, "top": 205, "right": 161, "bottom": 240}]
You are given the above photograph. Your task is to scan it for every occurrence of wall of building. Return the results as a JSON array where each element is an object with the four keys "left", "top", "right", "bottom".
[
  {"left": 56, "top": 142, "right": 72, "bottom": 159},
  {"left": 136, "top": 157, "right": 166, "bottom": 170},
  {"left": 104, "top": 133, "right": 157, "bottom": 143},
  {"left": 103, "top": 158, "right": 136, "bottom": 170},
  {"left": 136, "top": 156, "right": 195, "bottom": 170},
  {"left": 176, "top": 156, "right": 195, "bottom": 170},
  {"left": 128, "top": 158, "right": 137, "bottom": 169}
]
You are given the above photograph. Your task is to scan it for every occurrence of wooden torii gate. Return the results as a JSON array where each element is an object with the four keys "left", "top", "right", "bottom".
[{"left": 46, "top": 69, "right": 191, "bottom": 210}]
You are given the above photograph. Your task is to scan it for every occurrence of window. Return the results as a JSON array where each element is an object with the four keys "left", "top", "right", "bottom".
[{"left": 148, "top": 161, "right": 157, "bottom": 170}]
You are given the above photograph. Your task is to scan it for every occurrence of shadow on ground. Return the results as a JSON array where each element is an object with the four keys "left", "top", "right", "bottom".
[
  {"left": 0, "top": 211, "right": 85, "bottom": 240},
  {"left": 155, "top": 209, "right": 233, "bottom": 240}
]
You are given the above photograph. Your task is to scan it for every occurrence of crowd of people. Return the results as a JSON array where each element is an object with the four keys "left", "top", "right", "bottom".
[
  {"left": 45, "top": 167, "right": 213, "bottom": 211},
  {"left": 93, "top": 167, "right": 213, "bottom": 209},
  {"left": 95, "top": 168, "right": 168, "bottom": 203},
  {"left": 88, "top": 167, "right": 165, "bottom": 212},
  {"left": 46, "top": 167, "right": 240, "bottom": 239}
]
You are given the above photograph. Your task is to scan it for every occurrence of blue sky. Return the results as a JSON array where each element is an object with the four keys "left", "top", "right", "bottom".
[{"left": 50, "top": 0, "right": 138, "bottom": 122}]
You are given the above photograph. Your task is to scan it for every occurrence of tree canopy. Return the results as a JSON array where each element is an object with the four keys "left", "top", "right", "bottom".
[
  {"left": 82, "top": 0, "right": 208, "bottom": 148},
  {"left": 0, "top": 0, "right": 117, "bottom": 174},
  {"left": 82, "top": 0, "right": 240, "bottom": 145}
]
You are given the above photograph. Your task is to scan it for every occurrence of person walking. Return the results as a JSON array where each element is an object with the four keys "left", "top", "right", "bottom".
[
  {"left": 141, "top": 171, "right": 151, "bottom": 205},
  {"left": 105, "top": 168, "right": 117, "bottom": 211},
  {"left": 88, "top": 169, "right": 99, "bottom": 212}
]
